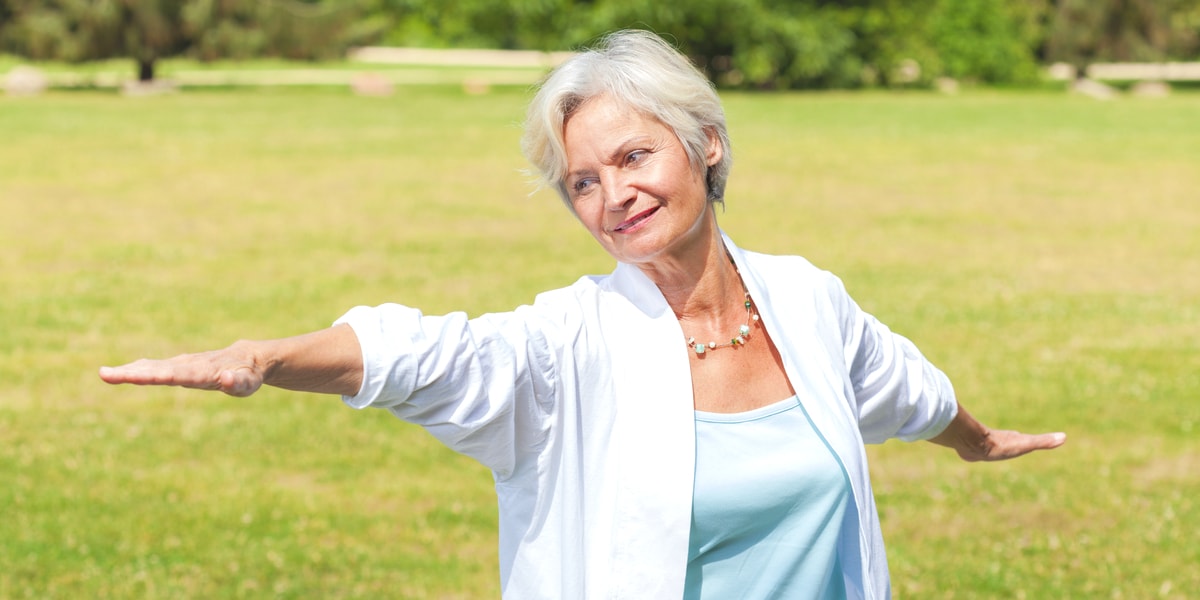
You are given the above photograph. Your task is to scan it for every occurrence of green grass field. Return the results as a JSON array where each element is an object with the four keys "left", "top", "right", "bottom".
[{"left": 2, "top": 84, "right": 1198, "bottom": 598}]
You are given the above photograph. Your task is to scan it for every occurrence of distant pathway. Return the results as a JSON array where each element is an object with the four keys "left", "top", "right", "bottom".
[{"left": 33, "top": 47, "right": 576, "bottom": 90}]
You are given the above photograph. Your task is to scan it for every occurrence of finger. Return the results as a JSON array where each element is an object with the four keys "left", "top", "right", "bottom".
[
  {"left": 99, "top": 360, "right": 189, "bottom": 387},
  {"left": 1037, "top": 431, "right": 1068, "bottom": 449},
  {"left": 990, "top": 430, "right": 1067, "bottom": 460},
  {"left": 99, "top": 358, "right": 221, "bottom": 390},
  {"left": 98, "top": 365, "right": 126, "bottom": 384},
  {"left": 1022, "top": 434, "right": 1070, "bottom": 451}
]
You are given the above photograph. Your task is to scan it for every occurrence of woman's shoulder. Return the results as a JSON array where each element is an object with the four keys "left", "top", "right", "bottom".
[
  {"left": 531, "top": 274, "right": 608, "bottom": 306},
  {"left": 512, "top": 275, "right": 610, "bottom": 333},
  {"left": 739, "top": 248, "right": 843, "bottom": 291},
  {"left": 740, "top": 248, "right": 820, "bottom": 272}
]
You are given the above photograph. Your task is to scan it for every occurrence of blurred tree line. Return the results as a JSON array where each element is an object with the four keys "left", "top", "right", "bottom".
[
  {"left": 0, "top": 0, "right": 381, "bottom": 81},
  {"left": 1, "top": 0, "right": 1198, "bottom": 87}
]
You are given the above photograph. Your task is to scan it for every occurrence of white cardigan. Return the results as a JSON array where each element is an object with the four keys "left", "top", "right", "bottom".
[{"left": 336, "top": 235, "right": 958, "bottom": 599}]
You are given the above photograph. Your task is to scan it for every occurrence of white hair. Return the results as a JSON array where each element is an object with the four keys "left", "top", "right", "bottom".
[{"left": 521, "top": 30, "right": 733, "bottom": 211}]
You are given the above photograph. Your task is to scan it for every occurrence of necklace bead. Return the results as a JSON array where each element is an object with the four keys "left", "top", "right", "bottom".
[{"left": 685, "top": 292, "right": 758, "bottom": 355}]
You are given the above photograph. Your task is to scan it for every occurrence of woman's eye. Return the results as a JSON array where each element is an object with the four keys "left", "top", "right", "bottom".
[
  {"left": 572, "top": 178, "right": 597, "bottom": 194},
  {"left": 625, "top": 150, "right": 647, "bottom": 166}
]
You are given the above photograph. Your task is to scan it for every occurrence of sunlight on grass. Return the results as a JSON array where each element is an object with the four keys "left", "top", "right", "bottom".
[{"left": 2, "top": 86, "right": 1197, "bottom": 598}]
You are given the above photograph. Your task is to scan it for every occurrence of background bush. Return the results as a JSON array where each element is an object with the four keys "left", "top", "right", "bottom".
[{"left": 2, "top": 0, "right": 1199, "bottom": 87}]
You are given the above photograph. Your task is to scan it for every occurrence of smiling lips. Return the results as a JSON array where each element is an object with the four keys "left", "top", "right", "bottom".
[{"left": 613, "top": 207, "right": 660, "bottom": 233}]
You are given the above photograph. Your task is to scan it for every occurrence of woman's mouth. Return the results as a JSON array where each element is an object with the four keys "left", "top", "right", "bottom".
[{"left": 613, "top": 207, "right": 659, "bottom": 233}]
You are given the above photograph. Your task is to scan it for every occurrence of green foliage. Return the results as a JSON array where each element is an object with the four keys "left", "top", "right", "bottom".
[
  {"left": 3, "top": 0, "right": 1200, "bottom": 87},
  {"left": 737, "top": 7, "right": 859, "bottom": 88},
  {"left": 345, "top": 0, "right": 1055, "bottom": 88},
  {"left": 584, "top": 0, "right": 859, "bottom": 89},
  {"left": 831, "top": 0, "right": 941, "bottom": 86},
  {"left": 0, "top": 0, "right": 377, "bottom": 79},
  {"left": 1007, "top": 0, "right": 1054, "bottom": 58},
  {"left": 1046, "top": 0, "right": 1200, "bottom": 72},
  {"left": 362, "top": 0, "right": 1200, "bottom": 87},
  {"left": 927, "top": 0, "right": 1040, "bottom": 83},
  {"left": 367, "top": 0, "right": 581, "bottom": 50},
  {"left": 1166, "top": 0, "right": 1200, "bottom": 56},
  {"left": 0, "top": 0, "right": 170, "bottom": 63}
]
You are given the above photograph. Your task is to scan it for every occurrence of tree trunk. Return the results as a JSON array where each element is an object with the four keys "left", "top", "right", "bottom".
[{"left": 138, "top": 59, "right": 155, "bottom": 82}]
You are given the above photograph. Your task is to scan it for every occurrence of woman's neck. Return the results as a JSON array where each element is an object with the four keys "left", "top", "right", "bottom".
[{"left": 636, "top": 226, "right": 743, "bottom": 324}]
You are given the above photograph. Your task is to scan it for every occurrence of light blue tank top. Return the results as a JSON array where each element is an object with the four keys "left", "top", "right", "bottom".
[{"left": 685, "top": 396, "right": 851, "bottom": 600}]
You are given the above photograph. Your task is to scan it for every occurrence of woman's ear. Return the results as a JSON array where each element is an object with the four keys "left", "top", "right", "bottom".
[{"left": 704, "top": 128, "right": 723, "bottom": 167}]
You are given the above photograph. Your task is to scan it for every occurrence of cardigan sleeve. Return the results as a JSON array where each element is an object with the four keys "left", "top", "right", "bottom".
[
  {"left": 823, "top": 273, "right": 958, "bottom": 444},
  {"left": 333, "top": 302, "right": 559, "bottom": 478}
]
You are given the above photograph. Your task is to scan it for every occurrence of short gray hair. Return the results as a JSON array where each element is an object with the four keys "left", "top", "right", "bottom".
[{"left": 521, "top": 30, "right": 733, "bottom": 211}]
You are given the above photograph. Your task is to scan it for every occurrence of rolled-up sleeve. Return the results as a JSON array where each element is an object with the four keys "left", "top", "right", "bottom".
[
  {"left": 825, "top": 275, "right": 958, "bottom": 444},
  {"left": 333, "top": 303, "right": 558, "bottom": 476},
  {"left": 335, "top": 304, "right": 419, "bottom": 409}
]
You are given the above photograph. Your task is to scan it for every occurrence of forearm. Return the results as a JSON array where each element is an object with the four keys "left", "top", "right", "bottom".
[{"left": 253, "top": 323, "right": 363, "bottom": 396}]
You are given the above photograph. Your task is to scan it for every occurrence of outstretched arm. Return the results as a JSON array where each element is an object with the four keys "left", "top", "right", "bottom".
[
  {"left": 99, "top": 324, "right": 363, "bottom": 398},
  {"left": 929, "top": 402, "right": 1066, "bottom": 462}
]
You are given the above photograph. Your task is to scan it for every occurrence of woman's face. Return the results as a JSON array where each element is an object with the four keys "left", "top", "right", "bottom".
[{"left": 563, "top": 96, "right": 722, "bottom": 267}]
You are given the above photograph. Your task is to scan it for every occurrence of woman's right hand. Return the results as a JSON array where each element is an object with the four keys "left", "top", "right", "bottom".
[
  {"left": 99, "top": 341, "right": 266, "bottom": 397},
  {"left": 99, "top": 325, "right": 364, "bottom": 398}
]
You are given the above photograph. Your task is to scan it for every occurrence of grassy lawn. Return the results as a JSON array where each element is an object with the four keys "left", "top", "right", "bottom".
[{"left": 2, "top": 84, "right": 1197, "bottom": 598}]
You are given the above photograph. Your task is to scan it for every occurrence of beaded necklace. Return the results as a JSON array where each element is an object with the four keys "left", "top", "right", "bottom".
[{"left": 684, "top": 292, "right": 760, "bottom": 355}]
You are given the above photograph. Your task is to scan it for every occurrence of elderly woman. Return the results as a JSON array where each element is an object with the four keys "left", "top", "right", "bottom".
[{"left": 101, "top": 30, "right": 1065, "bottom": 599}]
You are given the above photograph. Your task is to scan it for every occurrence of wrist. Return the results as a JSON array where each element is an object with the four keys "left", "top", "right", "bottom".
[
  {"left": 929, "top": 403, "right": 994, "bottom": 461},
  {"left": 229, "top": 339, "right": 272, "bottom": 381}
]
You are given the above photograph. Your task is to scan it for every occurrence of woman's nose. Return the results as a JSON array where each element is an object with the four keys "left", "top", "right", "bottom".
[{"left": 601, "top": 172, "right": 635, "bottom": 211}]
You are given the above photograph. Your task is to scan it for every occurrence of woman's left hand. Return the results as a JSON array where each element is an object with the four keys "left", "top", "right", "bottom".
[{"left": 930, "top": 403, "right": 1066, "bottom": 462}]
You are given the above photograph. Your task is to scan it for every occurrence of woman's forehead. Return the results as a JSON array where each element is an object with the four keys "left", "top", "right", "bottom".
[
  {"left": 566, "top": 97, "right": 669, "bottom": 138},
  {"left": 566, "top": 101, "right": 673, "bottom": 159}
]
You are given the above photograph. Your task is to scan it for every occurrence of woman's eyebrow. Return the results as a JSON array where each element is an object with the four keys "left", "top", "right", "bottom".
[
  {"left": 566, "top": 135, "right": 657, "bottom": 181},
  {"left": 604, "top": 136, "right": 654, "bottom": 163}
]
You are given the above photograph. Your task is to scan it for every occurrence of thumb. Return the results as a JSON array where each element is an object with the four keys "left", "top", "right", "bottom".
[{"left": 218, "top": 368, "right": 262, "bottom": 397}]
